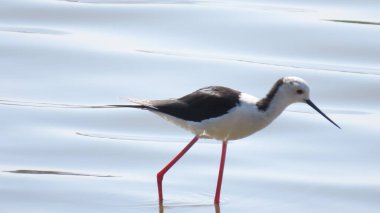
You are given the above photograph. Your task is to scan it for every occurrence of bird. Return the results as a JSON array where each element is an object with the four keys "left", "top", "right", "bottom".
[{"left": 106, "top": 76, "right": 340, "bottom": 204}]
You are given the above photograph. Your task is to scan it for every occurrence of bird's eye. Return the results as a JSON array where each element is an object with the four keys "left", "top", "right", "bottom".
[{"left": 296, "top": 89, "right": 304, "bottom": 95}]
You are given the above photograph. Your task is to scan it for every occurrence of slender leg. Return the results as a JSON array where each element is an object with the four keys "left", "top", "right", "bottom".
[
  {"left": 214, "top": 141, "right": 228, "bottom": 204},
  {"left": 157, "top": 136, "right": 199, "bottom": 204}
]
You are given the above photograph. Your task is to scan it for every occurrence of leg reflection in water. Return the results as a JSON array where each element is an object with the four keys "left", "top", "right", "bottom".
[{"left": 158, "top": 204, "right": 221, "bottom": 213}]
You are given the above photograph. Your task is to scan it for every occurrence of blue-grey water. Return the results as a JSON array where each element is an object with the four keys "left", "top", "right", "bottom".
[{"left": 1, "top": 0, "right": 380, "bottom": 212}]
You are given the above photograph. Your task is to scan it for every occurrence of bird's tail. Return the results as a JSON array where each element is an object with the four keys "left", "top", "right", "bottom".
[
  {"left": 0, "top": 98, "right": 153, "bottom": 110},
  {"left": 86, "top": 104, "right": 145, "bottom": 109}
]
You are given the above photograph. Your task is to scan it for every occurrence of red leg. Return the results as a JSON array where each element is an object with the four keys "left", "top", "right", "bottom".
[
  {"left": 214, "top": 141, "right": 228, "bottom": 204},
  {"left": 157, "top": 136, "right": 199, "bottom": 204}
]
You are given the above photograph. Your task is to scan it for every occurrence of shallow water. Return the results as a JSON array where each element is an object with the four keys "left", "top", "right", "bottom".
[{"left": 1, "top": 0, "right": 380, "bottom": 212}]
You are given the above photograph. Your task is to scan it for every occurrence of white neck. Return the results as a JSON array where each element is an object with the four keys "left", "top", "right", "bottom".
[{"left": 261, "top": 88, "right": 294, "bottom": 121}]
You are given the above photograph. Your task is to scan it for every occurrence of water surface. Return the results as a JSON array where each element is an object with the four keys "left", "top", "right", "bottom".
[{"left": 1, "top": 0, "right": 380, "bottom": 212}]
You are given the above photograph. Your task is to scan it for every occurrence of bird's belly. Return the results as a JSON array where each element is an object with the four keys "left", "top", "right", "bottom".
[
  {"left": 189, "top": 108, "right": 269, "bottom": 141},
  {"left": 194, "top": 115, "right": 261, "bottom": 141}
]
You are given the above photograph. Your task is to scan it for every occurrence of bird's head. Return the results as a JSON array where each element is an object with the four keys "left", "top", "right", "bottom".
[
  {"left": 280, "top": 76, "right": 340, "bottom": 129},
  {"left": 281, "top": 76, "right": 311, "bottom": 103}
]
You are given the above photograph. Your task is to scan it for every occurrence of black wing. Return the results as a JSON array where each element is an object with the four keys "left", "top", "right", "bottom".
[{"left": 147, "top": 86, "right": 241, "bottom": 122}]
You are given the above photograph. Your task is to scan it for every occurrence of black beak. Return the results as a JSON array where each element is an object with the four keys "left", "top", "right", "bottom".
[{"left": 305, "top": 99, "right": 341, "bottom": 129}]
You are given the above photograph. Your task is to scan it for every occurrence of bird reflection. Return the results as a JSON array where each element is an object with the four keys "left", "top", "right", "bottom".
[
  {"left": 215, "top": 204, "right": 221, "bottom": 213},
  {"left": 158, "top": 204, "right": 221, "bottom": 213}
]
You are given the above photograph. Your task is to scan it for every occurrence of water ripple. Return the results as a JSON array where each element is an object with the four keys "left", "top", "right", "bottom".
[
  {"left": 5, "top": 169, "right": 117, "bottom": 178},
  {"left": 326, "top": 19, "right": 380, "bottom": 26},
  {"left": 58, "top": 0, "right": 200, "bottom": 5},
  {"left": 136, "top": 49, "right": 380, "bottom": 76},
  {"left": 0, "top": 26, "right": 68, "bottom": 35}
]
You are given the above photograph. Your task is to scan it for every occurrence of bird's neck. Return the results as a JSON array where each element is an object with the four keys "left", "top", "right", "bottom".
[{"left": 259, "top": 90, "right": 293, "bottom": 121}]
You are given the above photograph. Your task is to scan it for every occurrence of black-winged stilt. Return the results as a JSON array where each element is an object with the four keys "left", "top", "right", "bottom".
[{"left": 110, "top": 76, "right": 340, "bottom": 204}]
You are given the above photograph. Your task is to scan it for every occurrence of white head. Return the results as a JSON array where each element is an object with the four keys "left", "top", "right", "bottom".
[
  {"left": 260, "top": 76, "right": 340, "bottom": 129},
  {"left": 281, "top": 76, "right": 311, "bottom": 103}
]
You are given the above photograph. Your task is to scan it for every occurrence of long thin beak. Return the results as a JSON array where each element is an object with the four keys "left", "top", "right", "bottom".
[{"left": 305, "top": 99, "right": 341, "bottom": 129}]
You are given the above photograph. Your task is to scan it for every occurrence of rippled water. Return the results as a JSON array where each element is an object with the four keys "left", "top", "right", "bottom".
[{"left": 1, "top": 0, "right": 380, "bottom": 212}]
